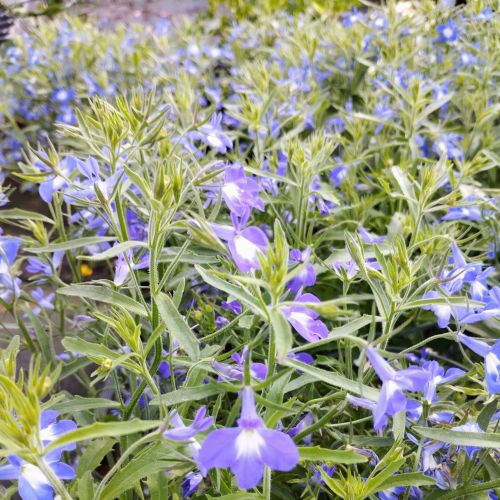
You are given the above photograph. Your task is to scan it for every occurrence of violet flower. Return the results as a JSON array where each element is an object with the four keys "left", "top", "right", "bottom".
[
  {"left": 38, "top": 155, "right": 78, "bottom": 203},
  {"left": 359, "top": 227, "right": 386, "bottom": 244},
  {"left": 365, "top": 346, "right": 429, "bottom": 432},
  {"left": 31, "top": 287, "right": 55, "bottom": 315},
  {"left": 421, "top": 360, "right": 465, "bottom": 402},
  {"left": 458, "top": 333, "right": 500, "bottom": 395},
  {"left": 198, "top": 387, "right": 299, "bottom": 489},
  {"left": 287, "top": 247, "right": 316, "bottom": 294},
  {"left": 190, "top": 113, "right": 232, "bottom": 154},
  {"left": 436, "top": 20, "right": 459, "bottom": 43},
  {"left": 164, "top": 407, "right": 213, "bottom": 442},
  {"left": 0, "top": 410, "right": 76, "bottom": 500},
  {"left": 221, "top": 164, "right": 264, "bottom": 218},
  {"left": 211, "top": 219, "right": 268, "bottom": 274},
  {"left": 214, "top": 347, "right": 267, "bottom": 382},
  {"left": 280, "top": 293, "right": 328, "bottom": 343},
  {"left": 451, "top": 421, "right": 484, "bottom": 458}
]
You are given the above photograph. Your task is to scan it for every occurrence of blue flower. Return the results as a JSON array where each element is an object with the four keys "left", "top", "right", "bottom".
[
  {"left": 421, "top": 360, "right": 465, "bottom": 402},
  {"left": 436, "top": 20, "right": 459, "bottom": 43},
  {"left": 451, "top": 421, "right": 484, "bottom": 458},
  {"left": 281, "top": 293, "right": 329, "bottom": 343},
  {"left": 51, "top": 88, "right": 75, "bottom": 105},
  {"left": 211, "top": 220, "right": 268, "bottom": 274},
  {"left": 359, "top": 226, "right": 386, "bottom": 244},
  {"left": 366, "top": 346, "right": 429, "bottom": 432},
  {"left": 432, "top": 133, "right": 464, "bottom": 162},
  {"left": 0, "top": 410, "right": 76, "bottom": 500},
  {"left": 287, "top": 247, "right": 316, "bottom": 293},
  {"left": 189, "top": 113, "right": 232, "bottom": 154},
  {"left": 221, "top": 164, "right": 264, "bottom": 219},
  {"left": 164, "top": 407, "right": 213, "bottom": 442},
  {"left": 458, "top": 333, "right": 500, "bottom": 394},
  {"left": 198, "top": 387, "right": 299, "bottom": 489},
  {"left": 31, "top": 287, "right": 56, "bottom": 315}
]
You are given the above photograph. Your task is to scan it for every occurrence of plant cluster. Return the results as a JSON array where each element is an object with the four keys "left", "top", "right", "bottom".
[{"left": 0, "top": 1, "right": 499, "bottom": 499}]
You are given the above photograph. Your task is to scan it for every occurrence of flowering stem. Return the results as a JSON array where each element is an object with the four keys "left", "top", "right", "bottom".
[
  {"left": 263, "top": 466, "right": 271, "bottom": 500},
  {"left": 36, "top": 457, "right": 72, "bottom": 500}
]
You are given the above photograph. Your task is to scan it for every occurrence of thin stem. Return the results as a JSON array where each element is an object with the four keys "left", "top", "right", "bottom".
[{"left": 36, "top": 457, "right": 72, "bottom": 500}]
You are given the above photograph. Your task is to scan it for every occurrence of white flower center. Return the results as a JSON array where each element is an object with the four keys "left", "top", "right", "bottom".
[
  {"left": 234, "top": 236, "right": 259, "bottom": 262},
  {"left": 443, "top": 27, "right": 453, "bottom": 39},
  {"left": 222, "top": 182, "right": 242, "bottom": 202},
  {"left": 485, "top": 352, "right": 499, "bottom": 380},
  {"left": 235, "top": 429, "right": 264, "bottom": 459},
  {"left": 21, "top": 464, "right": 50, "bottom": 489}
]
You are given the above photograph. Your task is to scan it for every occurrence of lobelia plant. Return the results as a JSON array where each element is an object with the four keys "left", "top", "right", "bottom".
[{"left": 0, "top": 0, "right": 499, "bottom": 499}]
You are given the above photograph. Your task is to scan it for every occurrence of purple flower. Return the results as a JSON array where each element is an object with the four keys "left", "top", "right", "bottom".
[
  {"left": 0, "top": 410, "right": 76, "bottom": 500},
  {"left": 181, "top": 471, "right": 203, "bottom": 497},
  {"left": 214, "top": 347, "right": 267, "bottom": 382},
  {"left": 38, "top": 155, "right": 79, "bottom": 203},
  {"left": 329, "top": 158, "right": 349, "bottom": 187},
  {"left": 366, "top": 346, "right": 429, "bottom": 432},
  {"left": 281, "top": 293, "right": 328, "bottom": 343},
  {"left": 432, "top": 133, "right": 464, "bottom": 162},
  {"left": 461, "top": 286, "right": 500, "bottom": 324},
  {"left": 359, "top": 227, "right": 386, "bottom": 244},
  {"left": 51, "top": 87, "right": 76, "bottom": 104},
  {"left": 442, "top": 206, "right": 483, "bottom": 222},
  {"left": 221, "top": 165, "right": 264, "bottom": 218},
  {"left": 332, "top": 251, "right": 381, "bottom": 281},
  {"left": 0, "top": 236, "right": 21, "bottom": 269},
  {"left": 164, "top": 407, "right": 213, "bottom": 442},
  {"left": 436, "top": 20, "right": 459, "bottom": 43},
  {"left": 451, "top": 421, "right": 483, "bottom": 458},
  {"left": 198, "top": 387, "right": 299, "bottom": 489},
  {"left": 31, "top": 287, "right": 56, "bottom": 315},
  {"left": 347, "top": 394, "right": 388, "bottom": 433},
  {"left": 421, "top": 290, "right": 465, "bottom": 329},
  {"left": 458, "top": 333, "right": 500, "bottom": 395},
  {"left": 190, "top": 113, "right": 232, "bottom": 154},
  {"left": 287, "top": 247, "right": 316, "bottom": 293},
  {"left": 211, "top": 222, "right": 268, "bottom": 274},
  {"left": 310, "top": 464, "right": 336, "bottom": 488},
  {"left": 289, "top": 412, "right": 314, "bottom": 444},
  {"left": 421, "top": 360, "right": 465, "bottom": 402},
  {"left": 221, "top": 300, "right": 242, "bottom": 315}
]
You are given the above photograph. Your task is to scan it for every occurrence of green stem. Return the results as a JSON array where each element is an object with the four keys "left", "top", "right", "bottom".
[{"left": 37, "top": 457, "right": 72, "bottom": 500}]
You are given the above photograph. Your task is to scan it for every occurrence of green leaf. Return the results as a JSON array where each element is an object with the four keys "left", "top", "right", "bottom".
[
  {"left": 413, "top": 426, "right": 500, "bottom": 448},
  {"left": 299, "top": 447, "right": 368, "bottom": 464},
  {"left": 150, "top": 384, "right": 220, "bottom": 407},
  {"left": 0, "top": 208, "right": 54, "bottom": 224},
  {"left": 44, "top": 420, "right": 161, "bottom": 453},
  {"left": 478, "top": 400, "right": 498, "bottom": 432},
  {"left": 77, "top": 438, "right": 116, "bottom": 476},
  {"left": 62, "top": 337, "right": 124, "bottom": 361},
  {"left": 58, "top": 284, "right": 148, "bottom": 317},
  {"left": 195, "top": 265, "right": 265, "bottom": 317},
  {"left": 425, "top": 478, "right": 500, "bottom": 500},
  {"left": 270, "top": 308, "right": 292, "bottom": 358},
  {"left": 50, "top": 396, "right": 121, "bottom": 413},
  {"left": 27, "top": 236, "right": 116, "bottom": 254},
  {"left": 371, "top": 472, "right": 436, "bottom": 493},
  {"left": 78, "top": 240, "right": 148, "bottom": 261},
  {"left": 281, "top": 358, "right": 379, "bottom": 400},
  {"left": 100, "top": 442, "right": 175, "bottom": 500},
  {"left": 155, "top": 293, "right": 200, "bottom": 362},
  {"left": 400, "top": 297, "right": 484, "bottom": 311}
]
